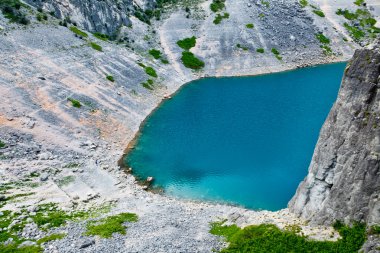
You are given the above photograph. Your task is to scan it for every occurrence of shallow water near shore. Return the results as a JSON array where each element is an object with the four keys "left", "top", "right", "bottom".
[{"left": 125, "top": 63, "right": 346, "bottom": 211}]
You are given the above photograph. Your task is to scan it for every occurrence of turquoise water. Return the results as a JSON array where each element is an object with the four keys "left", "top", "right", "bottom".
[{"left": 125, "top": 63, "right": 346, "bottom": 211}]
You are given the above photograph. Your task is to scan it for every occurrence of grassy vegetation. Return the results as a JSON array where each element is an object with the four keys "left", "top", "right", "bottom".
[
  {"left": 0, "top": 0, "right": 29, "bottom": 25},
  {"left": 0, "top": 244, "right": 42, "bottom": 253},
  {"left": 36, "top": 12, "right": 48, "bottom": 22},
  {"left": 344, "top": 23, "right": 366, "bottom": 40},
  {"left": 149, "top": 49, "right": 162, "bottom": 59},
  {"left": 106, "top": 75, "right": 115, "bottom": 82},
  {"left": 261, "top": 0, "right": 270, "bottom": 8},
  {"left": 210, "top": 0, "right": 225, "bottom": 12},
  {"left": 68, "top": 98, "right": 81, "bottom": 108},
  {"left": 246, "top": 23, "right": 254, "bottom": 29},
  {"left": 177, "top": 36, "right": 196, "bottom": 50},
  {"left": 0, "top": 140, "right": 5, "bottom": 148},
  {"left": 93, "top": 32, "right": 109, "bottom": 41},
  {"left": 85, "top": 213, "right": 138, "bottom": 238},
  {"left": 315, "top": 33, "right": 332, "bottom": 55},
  {"left": 313, "top": 9, "right": 325, "bottom": 17},
  {"left": 213, "top": 12, "right": 229, "bottom": 24},
  {"left": 236, "top": 44, "right": 248, "bottom": 51},
  {"left": 354, "top": 0, "right": 365, "bottom": 6},
  {"left": 90, "top": 42, "right": 102, "bottom": 52},
  {"left": 56, "top": 175, "right": 75, "bottom": 187},
  {"left": 299, "top": 0, "right": 308, "bottom": 8},
  {"left": 37, "top": 233, "right": 66, "bottom": 245},
  {"left": 210, "top": 220, "right": 367, "bottom": 253},
  {"left": 181, "top": 51, "right": 205, "bottom": 70},
  {"left": 256, "top": 48, "right": 265, "bottom": 53},
  {"left": 142, "top": 81, "right": 154, "bottom": 90},
  {"left": 271, "top": 48, "right": 282, "bottom": 60},
  {"left": 145, "top": 67, "right": 158, "bottom": 78},
  {"left": 69, "top": 26, "right": 88, "bottom": 38}
]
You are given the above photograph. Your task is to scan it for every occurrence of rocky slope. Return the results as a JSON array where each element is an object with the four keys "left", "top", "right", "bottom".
[
  {"left": 0, "top": 0, "right": 379, "bottom": 252},
  {"left": 289, "top": 40, "right": 380, "bottom": 226}
]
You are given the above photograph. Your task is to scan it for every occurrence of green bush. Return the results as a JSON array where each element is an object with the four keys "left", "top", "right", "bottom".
[
  {"left": 210, "top": 0, "right": 225, "bottom": 12},
  {"left": 149, "top": 49, "right": 162, "bottom": 59},
  {"left": 69, "top": 26, "right": 88, "bottom": 38},
  {"left": 246, "top": 23, "right": 254, "bottom": 29},
  {"left": 93, "top": 32, "right": 109, "bottom": 41},
  {"left": 354, "top": 0, "right": 364, "bottom": 6},
  {"left": 344, "top": 23, "right": 365, "bottom": 40},
  {"left": 271, "top": 48, "right": 282, "bottom": 60},
  {"left": 68, "top": 98, "right": 81, "bottom": 108},
  {"left": 181, "top": 51, "right": 205, "bottom": 70},
  {"left": 315, "top": 33, "right": 330, "bottom": 44},
  {"left": 177, "top": 36, "right": 196, "bottom": 50},
  {"left": 85, "top": 213, "right": 138, "bottom": 238},
  {"left": 145, "top": 67, "right": 158, "bottom": 78},
  {"left": 1, "top": 0, "right": 29, "bottom": 25},
  {"left": 0, "top": 141, "right": 5, "bottom": 148},
  {"left": 37, "top": 233, "right": 65, "bottom": 245},
  {"left": 299, "top": 0, "right": 308, "bottom": 8},
  {"left": 256, "top": 48, "right": 265, "bottom": 53},
  {"left": 142, "top": 82, "right": 154, "bottom": 90},
  {"left": 36, "top": 12, "right": 48, "bottom": 22},
  {"left": 313, "top": 9, "right": 325, "bottom": 17},
  {"left": 90, "top": 42, "right": 102, "bottom": 52},
  {"left": 106, "top": 75, "right": 115, "bottom": 82},
  {"left": 213, "top": 12, "right": 229, "bottom": 24},
  {"left": 210, "top": 221, "right": 367, "bottom": 253}
]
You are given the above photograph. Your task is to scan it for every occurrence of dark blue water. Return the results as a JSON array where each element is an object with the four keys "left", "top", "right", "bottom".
[{"left": 125, "top": 63, "right": 346, "bottom": 211}]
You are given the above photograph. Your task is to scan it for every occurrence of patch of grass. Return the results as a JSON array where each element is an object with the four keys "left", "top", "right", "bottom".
[
  {"left": 161, "top": 58, "right": 169, "bottom": 64},
  {"left": 210, "top": 220, "right": 367, "bottom": 253},
  {"left": 313, "top": 9, "right": 325, "bottom": 17},
  {"left": 344, "top": 22, "right": 366, "bottom": 40},
  {"left": 106, "top": 75, "right": 115, "bottom": 82},
  {"left": 0, "top": 0, "right": 30, "bottom": 25},
  {"left": 177, "top": 36, "right": 196, "bottom": 50},
  {"left": 145, "top": 67, "right": 158, "bottom": 78},
  {"left": 256, "top": 48, "right": 265, "bottom": 53},
  {"left": 271, "top": 48, "right": 282, "bottom": 60},
  {"left": 69, "top": 26, "right": 88, "bottom": 38},
  {"left": 261, "top": 0, "right": 270, "bottom": 7},
  {"left": 36, "top": 12, "right": 48, "bottom": 22},
  {"left": 142, "top": 82, "right": 154, "bottom": 90},
  {"left": 0, "top": 140, "right": 6, "bottom": 148},
  {"left": 181, "top": 51, "right": 205, "bottom": 70},
  {"left": 93, "top": 32, "right": 109, "bottom": 41},
  {"left": 354, "top": 0, "right": 365, "bottom": 6},
  {"left": 149, "top": 49, "right": 162, "bottom": 59},
  {"left": 37, "top": 233, "right": 66, "bottom": 245},
  {"left": 0, "top": 244, "right": 42, "bottom": 253},
  {"left": 336, "top": 9, "right": 359, "bottom": 20},
  {"left": 258, "top": 13, "right": 265, "bottom": 19},
  {"left": 236, "top": 44, "right": 248, "bottom": 51},
  {"left": 246, "top": 23, "right": 254, "bottom": 29},
  {"left": 299, "top": 0, "right": 308, "bottom": 8},
  {"left": 56, "top": 175, "right": 75, "bottom": 187},
  {"left": 210, "top": 0, "right": 225, "bottom": 12},
  {"left": 315, "top": 33, "right": 330, "bottom": 44},
  {"left": 68, "top": 98, "right": 81, "bottom": 108},
  {"left": 369, "top": 225, "right": 380, "bottom": 235},
  {"left": 90, "top": 42, "right": 102, "bottom": 52},
  {"left": 85, "top": 213, "right": 138, "bottom": 238},
  {"left": 213, "top": 12, "right": 229, "bottom": 24}
]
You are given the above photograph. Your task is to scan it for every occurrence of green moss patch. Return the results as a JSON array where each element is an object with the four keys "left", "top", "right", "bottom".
[
  {"left": 85, "top": 213, "right": 138, "bottom": 238},
  {"left": 177, "top": 36, "right": 196, "bottom": 50},
  {"left": 181, "top": 51, "right": 205, "bottom": 70},
  {"left": 210, "top": 220, "right": 367, "bottom": 253}
]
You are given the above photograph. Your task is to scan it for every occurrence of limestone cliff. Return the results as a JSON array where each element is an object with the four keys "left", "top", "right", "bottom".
[{"left": 289, "top": 41, "right": 380, "bottom": 226}]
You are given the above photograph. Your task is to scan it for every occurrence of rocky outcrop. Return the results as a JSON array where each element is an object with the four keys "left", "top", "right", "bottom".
[
  {"left": 23, "top": 0, "right": 155, "bottom": 35},
  {"left": 289, "top": 41, "right": 380, "bottom": 225}
]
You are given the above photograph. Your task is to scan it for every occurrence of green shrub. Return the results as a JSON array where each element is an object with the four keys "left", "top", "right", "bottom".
[
  {"left": 271, "top": 48, "right": 282, "bottom": 60},
  {"left": 299, "top": 0, "right": 308, "bottom": 8},
  {"left": 210, "top": 0, "right": 225, "bottom": 12},
  {"left": 145, "top": 67, "right": 158, "bottom": 78},
  {"left": 246, "top": 23, "right": 254, "bottom": 29},
  {"left": 36, "top": 12, "right": 48, "bottom": 22},
  {"left": 313, "top": 9, "right": 325, "bottom": 17},
  {"left": 344, "top": 23, "right": 365, "bottom": 40},
  {"left": 85, "top": 213, "right": 138, "bottom": 238},
  {"left": 213, "top": 12, "right": 229, "bottom": 24},
  {"left": 354, "top": 0, "right": 364, "bottom": 6},
  {"left": 336, "top": 9, "right": 358, "bottom": 20},
  {"left": 315, "top": 33, "right": 330, "bottom": 44},
  {"left": 149, "top": 49, "right": 162, "bottom": 59},
  {"left": 0, "top": 141, "right": 5, "bottom": 148},
  {"left": 93, "top": 32, "right": 109, "bottom": 41},
  {"left": 181, "top": 51, "right": 205, "bottom": 70},
  {"left": 210, "top": 220, "right": 367, "bottom": 253},
  {"left": 177, "top": 36, "right": 196, "bottom": 50},
  {"left": 69, "top": 26, "right": 88, "bottom": 38},
  {"left": 142, "top": 82, "right": 154, "bottom": 90},
  {"left": 68, "top": 98, "right": 81, "bottom": 108},
  {"left": 37, "top": 233, "right": 65, "bottom": 245},
  {"left": 261, "top": 0, "right": 270, "bottom": 8},
  {"left": 90, "top": 42, "right": 102, "bottom": 52},
  {"left": 106, "top": 75, "right": 115, "bottom": 82},
  {"left": 256, "top": 48, "right": 265, "bottom": 53},
  {"left": 161, "top": 58, "right": 169, "bottom": 64},
  {"left": 1, "top": 0, "right": 29, "bottom": 25}
]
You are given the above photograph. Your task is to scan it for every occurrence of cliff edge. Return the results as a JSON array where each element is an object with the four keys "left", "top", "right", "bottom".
[{"left": 289, "top": 41, "right": 380, "bottom": 226}]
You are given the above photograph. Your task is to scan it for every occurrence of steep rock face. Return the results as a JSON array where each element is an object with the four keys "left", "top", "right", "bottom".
[
  {"left": 24, "top": 0, "right": 155, "bottom": 35},
  {"left": 289, "top": 42, "right": 380, "bottom": 225}
]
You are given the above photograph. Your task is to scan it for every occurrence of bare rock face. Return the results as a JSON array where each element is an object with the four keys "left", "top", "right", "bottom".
[
  {"left": 289, "top": 41, "right": 380, "bottom": 225},
  {"left": 23, "top": 0, "right": 155, "bottom": 35}
]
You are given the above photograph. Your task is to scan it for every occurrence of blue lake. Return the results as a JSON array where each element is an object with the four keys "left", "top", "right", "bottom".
[{"left": 125, "top": 63, "right": 346, "bottom": 211}]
